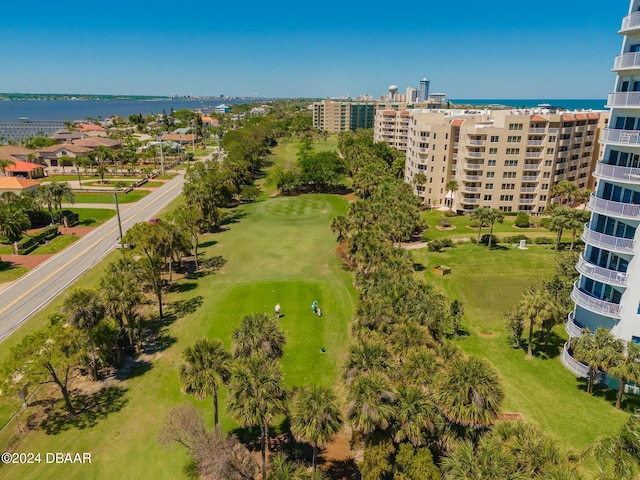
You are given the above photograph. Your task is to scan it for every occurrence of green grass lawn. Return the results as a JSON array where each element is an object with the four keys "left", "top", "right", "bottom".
[
  {"left": 72, "top": 190, "right": 150, "bottom": 204},
  {"left": 67, "top": 208, "right": 116, "bottom": 226},
  {"left": 0, "top": 264, "right": 28, "bottom": 286},
  {"left": 0, "top": 193, "right": 355, "bottom": 480},
  {"left": 29, "top": 234, "right": 80, "bottom": 255},
  {"left": 411, "top": 242, "right": 632, "bottom": 450}
]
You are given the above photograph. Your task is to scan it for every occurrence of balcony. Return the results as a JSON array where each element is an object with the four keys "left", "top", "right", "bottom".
[
  {"left": 521, "top": 187, "right": 538, "bottom": 193},
  {"left": 518, "top": 198, "right": 536, "bottom": 204},
  {"left": 462, "top": 175, "right": 482, "bottom": 181},
  {"left": 593, "top": 161, "right": 640, "bottom": 183},
  {"left": 548, "top": 128, "right": 560, "bottom": 134},
  {"left": 525, "top": 151, "right": 543, "bottom": 158},
  {"left": 467, "top": 139, "right": 485, "bottom": 146},
  {"left": 587, "top": 192, "right": 640, "bottom": 220},
  {"left": 582, "top": 223, "right": 635, "bottom": 254},
  {"left": 462, "top": 186, "right": 480, "bottom": 193},
  {"left": 464, "top": 163, "right": 483, "bottom": 170},
  {"left": 613, "top": 52, "right": 640, "bottom": 71},
  {"left": 527, "top": 140, "right": 544, "bottom": 146},
  {"left": 570, "top": 282, "right": 622, "bottom": 319},
  {"left": 523, "top": 163, "right": 541, "bottom": 171},
  {"left": 620, "top": 11, "right": 640, "bottom": 34},
  {"left": 607, "top": 92, "right": 640, "bottom": 108},
  {"left": 565, "top": 311, "right": 587, "bottom": 338},
  {"left": 461, "top": 197, "right": 480, "bottom": 204},
  {"left": 577, "top": 252, "right": 629, "bottom": 287},
  {"left": 600, "top": 128, "right": 640, "bottom": 146},
  {"left": 561, "top": 341, "right": 590, "bottom": 378},
  {"left": 465, "top": 151, "right": 484, "bottom": 158},
  {"left": 522, "top": 175, "right": 539, "bottom": 182},
  {"left": 529, "top": 128, "right": 547, "bottom": 134}
]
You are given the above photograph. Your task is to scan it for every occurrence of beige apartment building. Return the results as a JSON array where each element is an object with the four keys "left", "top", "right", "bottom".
[{"left": 374, "top": 109, "right": 608, "bottom": 212}]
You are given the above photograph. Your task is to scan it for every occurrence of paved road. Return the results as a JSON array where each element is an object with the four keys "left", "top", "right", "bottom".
[{"left": 0, "top": 173, "right": 185, "bottom": 341}]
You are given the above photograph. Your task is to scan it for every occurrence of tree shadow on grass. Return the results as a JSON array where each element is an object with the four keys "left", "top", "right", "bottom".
[
  {"left": 575, "top": 378, "right": 640, "bottom": 412},
  {"left": 413, "top": 263, "right": 426, "bottom": 272},
  {"left": 40, "top": 386, "right": 129, "bottom": 435},
  {"left": 114, "top": 358, "right": 153, "bottom": 381},
  {"left": 198, "top": 239, "right": 218, "bottom": 249},
  {"left": 170, "top": 295, "right": 204, "bottom": 319},
  {"left": 323, "top": 459, "right": 359, "bottom": 480},
  {"left": 531, "top": 330, "right": 565, "bottom": 359},
  {"left": 167, "top": 281, "right": 198, "bottom": 293},
  {"left": 221, "top": 210, "right": 248, "bottom": 226}
]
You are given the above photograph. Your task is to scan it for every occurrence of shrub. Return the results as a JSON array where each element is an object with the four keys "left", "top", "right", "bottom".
[
  {"left": 515, "top": 212, "right": 530, "bottom": 228},
  {"left": 428, "top": 238, "right": 454, "bottom": 252},
  {"left": 443, "top": 211, "right": 457, "bottom": 218},
  {"left": 533, "top": 237, "right": 554, "bottom": 245},
  {"left": 503, "top": 234, "right": 530, "bottom": 244},
  {"left": 438, "top": 218, "right": 452, "bottom": 228},
  {"left": 479, "top": 234, "right": 499, "bottom": 245}
]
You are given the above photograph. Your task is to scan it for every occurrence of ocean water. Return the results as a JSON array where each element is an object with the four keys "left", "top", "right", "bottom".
[
  {"left": 0, "top": 98, "right": 249, "bottom": 123},
  {"left": 452, "top": 99, "right": 607, "bottom": 111}
]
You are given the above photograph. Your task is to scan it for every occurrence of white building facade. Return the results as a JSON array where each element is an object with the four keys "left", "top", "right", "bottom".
[{"left": 563, "top": 0, "right": 640, "bottom": 376}]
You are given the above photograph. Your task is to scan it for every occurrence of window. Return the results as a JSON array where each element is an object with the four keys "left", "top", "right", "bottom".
[
  {"left": 489, "top": 148, "right": 498, "bottom": 154},
  {"left": 509, "top": 123, "right": 524, "bottom": 131},
  {"left": 490, "top": 136, "right": 499, "bottom": 143},
  {"left": 542, "top": 183, "right": 549, "bottom": 190},
  {"left": 504, "top": 159, "right": 519, "bottom": 166},
  {"left": 545, "top": 160, "right": 552, "bottom": 166},
  {"left": 549, "top": 136, "right": 556, "bottom": 142},
  {"left": 540, "top": 195, "right": 547, "bottom": 201},
  {"left": 500, "top": 206, "right": 513, "bottom": 212},
  {"left": 500, "top": 195, "right": 514, "bottom": 201},
  {"left": 488, "top": 159, "right": 497, "bottom": 166},
  {"left": 507, "top": 136, "right": 522, "bottom": 143},
  {"left": 546, "top": 148, "right": 554, "bottom": 155},
  {"left": 506, "top": 148, "right": 520, "bottom": 155},
  {"left": 503, "top": 172, "right": 517, "bottom": 178},
  {"left": 484, "top": 195, "right": 492, "bottom": 201},
  {"left": 543, "top": 172, "right": 551, "bottom": 178},
  {"left": 502, "top": 183, "right": 515, "bottom": 190},
  {"left": 486, "top": 172, "right": 495, "bottom": 178},
  {"left": 485, "top": 183, "right": 494, "bottom": 189}
]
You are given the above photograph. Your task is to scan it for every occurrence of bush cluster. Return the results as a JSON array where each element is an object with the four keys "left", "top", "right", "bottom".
[
  {"left": 428, "top": 238, "right": 454, "bottom": 252},
  {"left": 16, "top": 226, "right": 59, "bottom": 253}
]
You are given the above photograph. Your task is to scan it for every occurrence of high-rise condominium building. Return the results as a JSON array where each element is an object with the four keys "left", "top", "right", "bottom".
[
  {"left": 312, "top": 100, "right": 377, "bottom": 134},
  {"left": 374, "top": 108, "right": 607, "bottom": 212},
  {"left": 563, "top": 0, "right": 640, "bottom": 378}
]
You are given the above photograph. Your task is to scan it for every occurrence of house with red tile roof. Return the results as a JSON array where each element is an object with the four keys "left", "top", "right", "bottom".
[
  {"left": 0, "top": 177, "right": 40, "bottom": 194},
  {"left": 5, "top": 161, "right": 45, "bottom": 179}
]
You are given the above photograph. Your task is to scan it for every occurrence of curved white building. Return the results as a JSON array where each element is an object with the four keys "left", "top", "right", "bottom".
[{"left": 563, "top": 0, "right": 640, "bottom": 375}]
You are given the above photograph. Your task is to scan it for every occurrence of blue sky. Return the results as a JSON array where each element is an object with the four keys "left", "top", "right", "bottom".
[{"left": 0, "top": 0, "right": 629, "bottom": 98}]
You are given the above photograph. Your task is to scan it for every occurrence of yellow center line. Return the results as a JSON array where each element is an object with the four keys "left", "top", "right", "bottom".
[{"left": 0, "top": 177, "right": 183, "bottom": 318}]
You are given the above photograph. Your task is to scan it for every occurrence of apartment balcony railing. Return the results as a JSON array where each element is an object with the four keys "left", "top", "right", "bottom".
[
  {"left": 461, "top": 198, "right": 480, "bottom": 204},
  {"left": 418, "top": 147, "right": 428, "bottom": 153},
  {"left": 520, "top": 187, "right": 538, "bottom": 193},
  {"left": 527, "top": 140, "right": 544, "bottom": 146},
  {"left": 565, "top": 311, "right": 587, "bottom": 338},
  {"left": 467, "top": 139, "right": 485, "bottom": 146},
  {"left": 529, "top": 128, "right": 547, "bottom": 134},
  {"left": 523, "top": 163, "right": 541, "bottom": 170},
  {"left": 522, "top": 175, "right": 539, "bottom": 181},
  {"left": 593, "top": 161, "right": 640, "bottom": 183},
  {"left": 577, "top": 252, "right": 629, "bottom": 287},
  {"left": 570, "top": 282, "right": 622, "bottom": 318},
  {"left": 463, "top": 175, "right": 482, "bottom": 181},
  {"left": 453, "top": 142, "right": 459, "bottom": 148},
  {"left": 559, "top": 139, "right": 571, "bottom": 146},
  {"left": 464, "top": 163, "right": 483, "bottom": 170},
  {"left": 525, "top": 151, "right": 543, "bottom": 158},
  {"left": 575, "top": 125, "right": 587, "bottom": 133},
  {"left": 600, "top": 128, "right": 640, "bottom": 146},
  {"left": 582, "top": 223, "right": 636, "bottom": 254},
  {"left": 518, "top": 198, "right": 536, "bottom": 204},
  {"left": 548, "top": 128, "right": 560, "bottom": 134},
  {"left": 607, "top": 92, "right": 640, "bottom": 108},
  {"left": 587, "top": 192, "right": 640, "bottom": 220},
  {"left": 620, "top": 11, "right": 640, "bottom": 34},
  {"left": 465, "top": 151, "right": 484, "bottom": 158},
  {"left": 462, "top": 186, "right": 480, "bottom": 193},
  {"left": 561, "top": 341, "right": 590, "bottom": 378},
  {"left": 613, "top": 52, "right": 640, "bottom": 71}
]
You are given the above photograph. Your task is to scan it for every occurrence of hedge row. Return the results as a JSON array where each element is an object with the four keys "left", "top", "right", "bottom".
[{"left": 16, "top": 226, "right": 59, "bottom": 254}]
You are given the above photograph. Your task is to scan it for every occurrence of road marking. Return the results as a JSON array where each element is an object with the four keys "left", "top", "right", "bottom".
[{"left": 0, "top": 176, "right": 183, "bottom": 323}]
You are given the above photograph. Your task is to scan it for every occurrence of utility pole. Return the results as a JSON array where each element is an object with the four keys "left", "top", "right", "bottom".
[{"left": 114, "top": 191, "right": 124, "bottom": 251}]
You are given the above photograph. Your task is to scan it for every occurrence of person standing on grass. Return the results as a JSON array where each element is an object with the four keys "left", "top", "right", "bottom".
[{"left": 274, "top": 303, "right": 281, "bottom": 318}]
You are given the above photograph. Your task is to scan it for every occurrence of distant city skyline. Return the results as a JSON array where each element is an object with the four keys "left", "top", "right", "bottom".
[{"left": 0, "top": 1, "right": 626, "bottom": 99}]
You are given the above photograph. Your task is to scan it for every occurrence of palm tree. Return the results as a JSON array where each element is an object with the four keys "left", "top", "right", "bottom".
[
  {"left": 607, "top": 340, "right": 640, "bottom": 409},
  {"left": 0, "top": 204, "right": 30, "bottom": 242},
  {"left": 434, "top": 356, "right": 504, "bottom": 431},
  {"left": 572, "top": 328, "right": 618, "bottom": 395},
  {"left": 232, "top": 312, "right": 286, "bottom": 361},
  {"left": 36, "top": 184, "right": 56, "bottom": 224},
  {"left": 227, "top": 356, "right": 288, "bottom": 477},
  {"left": 343, "top": 338, "right": 392, "bottom": 385},
  {"left": 470, "top": 207, "right": 490, "bottom": 244},
  {"left": 445, "top": 179, "right": 458, "bottom": 212},
  {"left": 485, "top": 208, "right": 504, "bottom": 249},
  {"left": 290, "top": 385, "right": 342, "bottom": 473},
  {"left": 62, "top": 287, "right": 105, "bottom": 381},
  {"left": 346, "top": 370, "right": 395, "bottom": 440},
  {"left": 517, "top": 283, "right": 563, "bottom": 359},
  {"left": 49, "top": 182, "right": 75, "bottom": 220},
  {"left": 546, "top": 204, "right": 573, "bottom": 251},
  {"left": 550, "top": 180, "right": 579, "bottom": 205},
  {"left": 179, "top": 338, "right": 232, "bottom": 426},
  {"left": 567, "top": 208, "right": 590, "bottom": 251},
  {"left": 392, "top": 385, "right": 437, "bottom": 446},
  {"left": 0, "top": 158, "right": 11, "bottom": 176},
  {"left": 412, "top": 172, "right": 427, "bottom": 206}
]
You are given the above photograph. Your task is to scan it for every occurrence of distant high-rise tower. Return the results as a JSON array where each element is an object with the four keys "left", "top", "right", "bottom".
[{"left": 418, "top": 78, "right": 430, "bottom": 102}]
